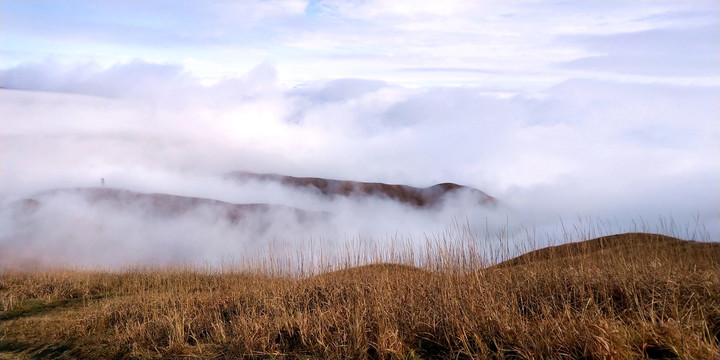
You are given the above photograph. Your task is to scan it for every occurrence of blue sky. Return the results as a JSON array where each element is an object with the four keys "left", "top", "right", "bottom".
[
  {"left": 0, "top": 1, "right": 719, "bottom": 262},
  {"left": 2, "top": 1, "right": 717, "bottom": 87}
]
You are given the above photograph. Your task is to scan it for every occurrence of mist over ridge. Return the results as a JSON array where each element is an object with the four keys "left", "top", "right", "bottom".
[
  {"left": 1, "top": 1, "right": 718, "bottom": 268},
  {"left": 1, "top": 68, "right": 718, "bottom": 267},
  {"left": 0, "top": 172, "right": 506, "bottom": 268}
]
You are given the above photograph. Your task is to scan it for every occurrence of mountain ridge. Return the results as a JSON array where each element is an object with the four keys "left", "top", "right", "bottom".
[
  {"left": 16, "top": 187, "right": 325, "bottom": 224},
  {"left": 225, "top": 171, "right": 497, "bottom": 208}
]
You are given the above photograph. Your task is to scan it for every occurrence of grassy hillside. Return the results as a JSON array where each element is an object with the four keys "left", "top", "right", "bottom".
[
  {"left": 1, "top": 232, "right": 718, "bottom": 359},
  {"left": 492, "top": 232, "right": 717, "bottom": 268}
]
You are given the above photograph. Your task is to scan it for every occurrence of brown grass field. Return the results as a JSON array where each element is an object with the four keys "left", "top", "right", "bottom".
[{"left": 1, "top": 232, "right": 718, "bottom": 359}]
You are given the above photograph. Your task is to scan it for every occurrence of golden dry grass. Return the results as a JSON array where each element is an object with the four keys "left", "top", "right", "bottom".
[{"left": 1, "top": 232, "right": 718, "bottom": 359}]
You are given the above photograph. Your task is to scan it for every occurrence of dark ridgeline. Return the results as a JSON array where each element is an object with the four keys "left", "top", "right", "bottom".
[
  {"left": 226, "top": 171, "right": 497, "bottom": 208},
  {"left": 25, "top": 187, "right": 325, "bottom": 224}
]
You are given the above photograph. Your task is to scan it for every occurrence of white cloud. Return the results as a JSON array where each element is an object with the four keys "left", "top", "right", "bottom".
[
  {"left": 1, "top": 61, "right": 716, "bottom": 253},
  {"left": 559, "top": 25, "right": 720, "bottom": 77},
  {"left": 0, "top": 1, "right": 717, "bottom": 267},
  {"left": 4, "top": 1, "right": 716, "bottom": 87}
]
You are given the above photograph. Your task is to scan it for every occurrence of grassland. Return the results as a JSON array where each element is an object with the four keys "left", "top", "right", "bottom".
[{"left": 1, "top": 232, "right": 718, "bottom": 359}]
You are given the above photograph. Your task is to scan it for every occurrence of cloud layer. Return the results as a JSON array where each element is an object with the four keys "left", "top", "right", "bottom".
[
  {"left": 1, "top": 59, "right": 717, "bottom": 268},
  {"left": 2, "top": 1, "right": 717, "bottom": 86},
  {"left": 1, "top": 1, "right": 718, "bottom": 267}
]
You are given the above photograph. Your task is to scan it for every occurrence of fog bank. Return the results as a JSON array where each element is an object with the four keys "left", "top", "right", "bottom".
[{"left": 0, "top": 60, "right": 717, "bottom": 268}]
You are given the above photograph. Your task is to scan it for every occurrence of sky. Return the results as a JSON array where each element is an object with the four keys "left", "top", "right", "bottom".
[{"left": 0, "top": 1, "right": 718, "bottom": 267}]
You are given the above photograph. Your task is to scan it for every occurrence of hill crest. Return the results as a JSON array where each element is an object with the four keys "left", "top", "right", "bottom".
[
  {"left": 17, "top": 187, "right": 324, "bottom": 224},
  {"left": 492, "top": 232, "right": 719, "bottom": 269},
  {"left": 225, "top": 171, "right": 497, "bottom": 208}
]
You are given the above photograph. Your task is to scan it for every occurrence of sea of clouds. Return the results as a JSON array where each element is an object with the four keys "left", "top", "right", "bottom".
[{"left": 0, "top": 60, "right": 717, "bottom": 268}]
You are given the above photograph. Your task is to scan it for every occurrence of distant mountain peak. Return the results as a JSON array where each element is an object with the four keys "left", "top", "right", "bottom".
[
  {"left": 225, "top": 171, "right": 497, "bottom": 208},
  {"left": 23, "top": 187, "right": 324, "bottom": 224}
]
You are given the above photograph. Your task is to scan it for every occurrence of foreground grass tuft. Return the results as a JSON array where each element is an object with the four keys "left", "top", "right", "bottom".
[{"left": 1, "top": 232, "right": 718, "bottom": 359}]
